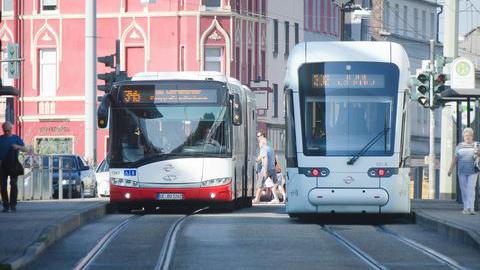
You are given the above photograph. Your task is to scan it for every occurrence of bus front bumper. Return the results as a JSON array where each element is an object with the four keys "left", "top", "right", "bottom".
[{"left": 110, "top": 184, "right": 232, "bottom": 203}]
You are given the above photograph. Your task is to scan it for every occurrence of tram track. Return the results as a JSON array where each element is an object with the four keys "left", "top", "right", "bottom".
[
  {"left": 73, "top": 207, "right": 208, "bottom": 270},
  {"left": 322, "top": 225, "right": 388, "bottom": 270},
  {"left": 73, "top": 214, "right": 142, "bottom": 270},
  {"left": 154, "top": 207, "right": 209, "bottom": 270},
  {"left": 376, "top": 225, "right": 471, "bottom": 270},
  {"left": 323, "top": 224, "right": 471, "bottom": 270}
]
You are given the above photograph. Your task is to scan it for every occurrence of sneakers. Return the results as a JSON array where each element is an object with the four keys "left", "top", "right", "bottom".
[
  {"left": 468, "top": 209, "right": 476, "bottom": 215},
  {"left": 462, "top": 210, "right": 469, "bottom": 215},
  {"left": 10, "top": 206, "right": 16, "bottom": 212}
]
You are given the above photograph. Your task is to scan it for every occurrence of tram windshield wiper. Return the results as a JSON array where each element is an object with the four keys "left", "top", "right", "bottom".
[{"left": 347, "top": 127, "right": 390, "bottom": 165}]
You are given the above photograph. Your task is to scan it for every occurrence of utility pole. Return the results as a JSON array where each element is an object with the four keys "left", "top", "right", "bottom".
[
  {"left": 429, "top": 40, "right": 436, "bottom": 199},
  {"left": 84, "top": 0, "right": 97, "bottom": 165},
  {"left": 439, "top": 0, "right": 459, "bottom": 200}
]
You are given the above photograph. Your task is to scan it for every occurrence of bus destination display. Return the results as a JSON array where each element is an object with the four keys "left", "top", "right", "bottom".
[
  {"left": 312, "top": 74, "right": 385, "bottom": 89},
  {"left": 120, "top": 86, "right": 218, "bottom": 104}
]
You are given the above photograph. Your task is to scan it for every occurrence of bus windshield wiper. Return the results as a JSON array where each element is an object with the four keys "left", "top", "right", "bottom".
[{"left": 347, "top": 127, "right": 390, "bottom": 165}]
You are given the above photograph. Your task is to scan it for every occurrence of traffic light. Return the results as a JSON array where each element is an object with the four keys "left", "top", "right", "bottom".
[
  {"left": 97, "top": 40, "right": 130, "bottom": 92},
  {"left": 97, "top": 55, "right": 115, "bottom": 68},
  {"left": 97, "top": 71, "right": 116, "bottom": 92},
  {"left": 433, "top": 73, "right": 447, "bottom": 93},
  {"left": 414, "top": 72, "right": 430, "bottom": 108}
]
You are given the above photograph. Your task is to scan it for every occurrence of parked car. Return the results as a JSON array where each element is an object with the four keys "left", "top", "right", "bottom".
[
  {"left": 96, "top": 159, "right": 110, "bottom": 197},
  {"left": 41, "top": 155, "right": 97, "bottom": 198}
]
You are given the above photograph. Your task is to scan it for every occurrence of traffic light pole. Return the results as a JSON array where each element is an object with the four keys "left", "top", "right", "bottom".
[
  {"left": 440, "top": 0, "right": 459, "bottom": 200},
  {"left": 428, "top": 40, "right": 436, "bottom": 199},
  {"left": 84, "top": 0, "right": 97, "bottom": 165}
]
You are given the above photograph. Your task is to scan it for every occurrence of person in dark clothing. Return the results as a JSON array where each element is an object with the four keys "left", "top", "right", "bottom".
[{"left": 0, "top": 122, "right": 30, "bottom": 212}]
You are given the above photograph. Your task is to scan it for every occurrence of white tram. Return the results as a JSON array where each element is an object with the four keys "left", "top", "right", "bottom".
[
  {"left": 98, "top": 72, "right": 257, "bottom": 211},
  {"left": 284, "top": 42, "right": 411, "bottom": 215}
]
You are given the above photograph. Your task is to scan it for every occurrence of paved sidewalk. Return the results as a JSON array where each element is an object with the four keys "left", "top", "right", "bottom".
[
  {"left": 412, "top": 199, "right": 480, "bottom": 250},
  {"left": 0, "top": 199, "right": 108, "bottom": 270}
]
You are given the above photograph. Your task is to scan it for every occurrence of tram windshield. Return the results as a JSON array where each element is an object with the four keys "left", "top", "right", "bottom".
[{"left": 299, "top": 62, "right": 399, "bottom": 156}]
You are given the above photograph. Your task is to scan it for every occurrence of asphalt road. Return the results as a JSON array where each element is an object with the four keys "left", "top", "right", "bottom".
[{"left": 24, "top": 205, "right": 480, "bottom": 270}]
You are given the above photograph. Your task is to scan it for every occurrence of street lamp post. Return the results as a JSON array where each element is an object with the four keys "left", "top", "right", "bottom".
[{"left": 333, "top": 0, "right": 357, "bottom": 41}]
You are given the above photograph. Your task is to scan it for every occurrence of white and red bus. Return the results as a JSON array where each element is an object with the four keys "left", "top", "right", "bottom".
[{"left": 98, "top": 72, "right": 257, "bottom": 212}]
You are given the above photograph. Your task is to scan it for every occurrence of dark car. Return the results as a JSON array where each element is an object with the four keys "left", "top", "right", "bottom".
[{"left": 40, "top": 155, "right": 97, "bottom": 198}]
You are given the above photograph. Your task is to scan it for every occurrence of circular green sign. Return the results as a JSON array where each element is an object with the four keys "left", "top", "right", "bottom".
[{"left": 456, "top": 61, "right": 471, "bottom": 76}]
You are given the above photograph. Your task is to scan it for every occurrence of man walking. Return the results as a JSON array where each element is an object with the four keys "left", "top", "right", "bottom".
[
  {"left": 0, "top": 122, "right": 29, "bottom": 212},
  {"left": 252, "top": 136, "right": 278, "bottom": 204}
]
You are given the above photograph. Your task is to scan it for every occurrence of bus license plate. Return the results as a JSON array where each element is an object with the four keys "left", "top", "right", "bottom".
[{"left": 157, "top": 193, "right": 184, "bottom": 200}]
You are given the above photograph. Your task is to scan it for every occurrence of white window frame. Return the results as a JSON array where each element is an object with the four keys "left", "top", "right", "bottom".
[
  {"left": 204, "top": 47, "right": 223, "bottom": 73},
  {"left": 2, "top": 0, "right": 13, "bottom": 15},
  {"left": 40, "top": 0, "right": 58, "bottom": 13},
  {"left": 39, "top": 49, "right": 57, "bottom": 97}
]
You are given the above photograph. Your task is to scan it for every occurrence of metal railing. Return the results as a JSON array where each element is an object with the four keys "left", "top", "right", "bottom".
[{"left": 17, "top": 155, "right": 82, "bottom": 201}]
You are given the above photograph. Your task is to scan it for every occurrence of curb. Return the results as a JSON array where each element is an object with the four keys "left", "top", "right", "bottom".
[
  {"left": 413, "top": 209, "right": 480, "bottom": 250},
  {"left": 0, "top": 202, "right": 107, "bottom": 270}
]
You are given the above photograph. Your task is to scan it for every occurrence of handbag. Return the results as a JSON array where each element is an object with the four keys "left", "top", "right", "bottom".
[{"left": 2, "top": 149, "right": 24, "bottom": 176}]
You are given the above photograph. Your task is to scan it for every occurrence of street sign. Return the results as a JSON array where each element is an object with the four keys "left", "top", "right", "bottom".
[
  {"left": 451, "top": 57, "right": 475, "bottom": 90},
  {"left": 7, "top": 43, "right": 20, "bottom": 79},
  {"left": 253, "top": 91, "right": 268, "bottom": 110}
]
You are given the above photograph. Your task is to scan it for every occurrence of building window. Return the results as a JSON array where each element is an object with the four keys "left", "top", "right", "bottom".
[
  {"left": 204, "top": 47, "right": 223, "bottom": 72},
  {"left": 403, "top": 6, "right": 408, "bottom": 37},
  {"left": 2, "top": 0, "right": 13, "bottom": 13},
  {"left": 1, "top": 51, "right": 13, "bottom": 87},
  {"left": 430, "top": 12, "right": 435, "bottom": 39},
  {"left": 294, "top": 23, "right": 299, "bottom": 44},
  {"left": 273, "top": 83, "right": 278, "bottom": 118},
  {"left": 394, "top": 4, "right": 399, "bottom": 34},
  {"left": 39, "top": 49, "right": 57, "bottom": 97},
  {"left": 204, "top": 0, "right": 220, "bottom": 8},
  {"left": 421, "top": 10, "right": 427, "bottom": 40},
  {"left": 36, "top": 137, "right": 73, "bottom": 155},
  {"left": 361, "top": 18, "right": 369, "bottom": 40},
  {"left": 41, "top": 0, "right": 57, "bottom": 11},
  {"left": 284, "top": 21, "right": 290, "bottom": 56},
  {"left": 273, "top": 19, "right": 278, "bottom": 56},
  {"left": 248, "top": 49, "right": 252, "bottom": 83},
  {"left": 261, "top": 50, "right": 266, "bottom": 79},
  {"left": 235, "top": 47, "right": 240, "bottom": 79},
  {"left": 180, "top": 46, "right": 185, "bottom": 71},
  {"left": 384, "top": 1, "right": 390, "bottom": 32},
  {"left": 414, "top": 8, "right": 419, "bottom": 38}
]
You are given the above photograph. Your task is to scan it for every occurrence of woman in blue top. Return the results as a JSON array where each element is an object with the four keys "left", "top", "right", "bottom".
[{"left": 448, "top": 127, "right": 479, "bottom": 215}]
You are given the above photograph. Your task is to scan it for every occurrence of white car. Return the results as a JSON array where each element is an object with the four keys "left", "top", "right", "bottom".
[{"left": 96, "top": 159, "right": 110, "bottom": 197}]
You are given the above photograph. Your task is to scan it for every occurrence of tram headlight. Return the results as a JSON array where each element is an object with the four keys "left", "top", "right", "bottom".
[
  {"left": 110, "top": 177, "right": 140, "bottom": 187},
  {"left": 201, "top": 177, "right": 232, "bottom": 187}
]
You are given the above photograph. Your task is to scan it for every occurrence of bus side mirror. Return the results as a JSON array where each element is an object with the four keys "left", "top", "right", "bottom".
[
  {"left": 98, "top": 94, "right": 111, "bottom": 129},
  {"left": 232, "top": 93, "right": 242, "bottom": 126}
]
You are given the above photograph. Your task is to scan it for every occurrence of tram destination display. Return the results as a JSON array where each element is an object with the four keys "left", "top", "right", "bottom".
[
  {"left": 312, "top": 74, "right": 385, "bottom": 89},
  {"left": 119, "top": 85, "right": 219, "bottom": 104}
]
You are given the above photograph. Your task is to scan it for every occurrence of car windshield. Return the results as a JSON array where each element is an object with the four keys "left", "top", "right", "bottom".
[
  {"left": 109, "top": 105, "right": 231, "bottom": 167},
  {"left": 96, "top": 160, "right": 109, "bottom": 173},
  {"left": 299, "top": 62, "right": 399, "bottom": 156}
]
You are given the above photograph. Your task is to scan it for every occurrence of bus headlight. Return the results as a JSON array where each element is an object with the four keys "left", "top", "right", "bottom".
[
  {"left": 201, "top": 177, "right": 232, "bottom": 187},
  {"left": 110, "top": 177, "right": 140, "bottom": 187}
]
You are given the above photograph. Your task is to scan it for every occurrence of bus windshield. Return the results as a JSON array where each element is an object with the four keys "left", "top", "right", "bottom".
[
  {"left": 299, "top": 62, "right": 399, "bottom": 156},
  {"left": 109, "top": 105, "right": 231, "bottom": 167}
]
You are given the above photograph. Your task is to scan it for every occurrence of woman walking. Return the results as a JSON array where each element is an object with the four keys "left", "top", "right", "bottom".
[{"left": 448, "top": 127, "right": 479, "bottom": 215}]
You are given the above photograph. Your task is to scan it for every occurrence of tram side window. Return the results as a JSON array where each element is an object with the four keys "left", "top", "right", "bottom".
[{"left": 285, "top": 90, "right": 297, "bottom": 167}]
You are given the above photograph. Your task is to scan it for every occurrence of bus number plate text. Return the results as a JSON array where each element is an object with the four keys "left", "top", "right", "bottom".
[{"left": 156, "top": 193, "right": 184, "bottom": 200}]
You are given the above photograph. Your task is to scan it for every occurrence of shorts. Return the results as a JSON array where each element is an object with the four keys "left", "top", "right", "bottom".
[{"left": 256, "top": 170, "right": 277, "bottom": 190}]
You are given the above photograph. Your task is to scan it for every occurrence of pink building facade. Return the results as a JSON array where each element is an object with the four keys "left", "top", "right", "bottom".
[{"left": 0, "top": 0, "right": 266, "bottom": 163}]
